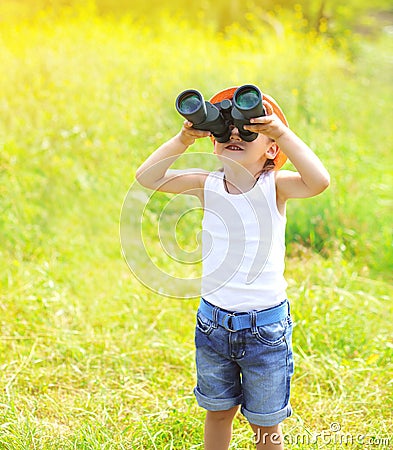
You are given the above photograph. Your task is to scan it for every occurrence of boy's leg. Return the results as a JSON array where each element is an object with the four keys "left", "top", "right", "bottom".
[
  {"left": 250, "top": 423, "right": 284, "bottom": 450},
  {"left": 204, "top": 406, "right": 239, "bottom": 450},
  {"left": 239, "top": 309, "right": 293, "bottom": 450}
]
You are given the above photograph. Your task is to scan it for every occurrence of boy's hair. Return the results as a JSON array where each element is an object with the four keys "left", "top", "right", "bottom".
[{"left": 209, "top": 87, "right": 289, "bottom": 170}]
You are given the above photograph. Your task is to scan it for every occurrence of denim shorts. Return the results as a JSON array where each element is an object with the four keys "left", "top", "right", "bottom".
[{"left": 194, "top": 299, "right": 294, "bottom": 427}]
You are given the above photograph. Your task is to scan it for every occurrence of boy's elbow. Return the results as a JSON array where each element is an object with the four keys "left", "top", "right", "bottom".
[
  {"left": 135, "top": 168, "right": 144, "bottom": 184},
  {"left": 135, "top": 167, "right": 160, "bottom": 190},
  {"left": 323, "top": 171, "right": 330, "bottom": 189},
  {"left": 135, "top": 167, "right": 150, "bottom": 188},
  {"left": 317, "top": 172, "right": 330, "bottom": 194},
  {"left": 135, "top": 164, "right": 148, "bottom": 180}
]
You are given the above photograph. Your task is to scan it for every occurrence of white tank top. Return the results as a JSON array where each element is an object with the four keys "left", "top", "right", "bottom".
[{"left": 201, "top": 171, "right": 287, "bottom": 312}]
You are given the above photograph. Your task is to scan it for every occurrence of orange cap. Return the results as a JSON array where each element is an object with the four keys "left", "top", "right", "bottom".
[{"left": 209, "top": 86, "right": 288, "bottom": 170}]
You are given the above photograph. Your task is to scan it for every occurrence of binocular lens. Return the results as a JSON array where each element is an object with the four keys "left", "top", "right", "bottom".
[
  {"left": 235, "top": 88, "right": 260, "bottom": 109},
  {"left": 178, "top": 93, "right": 202, "bottom": 114},
  {"left": 175, "top": 84, "right": 263, "bottom": 143}
]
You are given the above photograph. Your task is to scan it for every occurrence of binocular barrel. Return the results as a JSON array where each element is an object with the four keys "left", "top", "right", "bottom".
[
  {"left": 175, "top": 84, "right": 265, "bottom": 142},
  {"left": 233, "top": 85, "right": 264, "bottom": 119},
  {"left": 176, "top": 90, "right": 207, "bottom": 125},
  {"left": 176, "top": 89, "right": 232, "bottom": 142}
]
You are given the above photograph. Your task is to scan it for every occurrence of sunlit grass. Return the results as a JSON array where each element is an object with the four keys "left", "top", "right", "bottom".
[{"left": 0, "top": 7, "right": 392, "bottom": 449}]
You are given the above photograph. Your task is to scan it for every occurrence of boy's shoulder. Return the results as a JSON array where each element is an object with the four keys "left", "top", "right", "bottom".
[
  {"left": 274, "top": 169, "right": 299, "bottom": 191},
  {"left": 275, "top": 169, "right": 295, "bottom": 180}
]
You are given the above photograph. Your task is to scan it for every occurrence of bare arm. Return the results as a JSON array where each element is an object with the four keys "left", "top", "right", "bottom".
[
  {"left": 244, "top": 102, "right": 330, "bottom": 201},
  {"left": 274, "top": 128, "right": 330, "bottom": 200},
  {"left": 135, "top": 121, "right": 210, "bottom": 198}
]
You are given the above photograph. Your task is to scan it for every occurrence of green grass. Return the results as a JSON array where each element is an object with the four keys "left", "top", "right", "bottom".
[{"left": 0, "top": 7, "right": 392, "bottom": 449}]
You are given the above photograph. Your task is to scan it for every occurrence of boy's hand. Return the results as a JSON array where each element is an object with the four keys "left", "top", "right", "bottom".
[
  {"left": 243, "top": 101, "right": 288, "bottom": 141},
  {"left": 178, "top": 121, "right": 211, "bottom": 147}
]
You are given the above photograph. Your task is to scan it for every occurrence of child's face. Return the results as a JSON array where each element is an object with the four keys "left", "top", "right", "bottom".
[{"left": 213, "top": 125, "right": 278, "bottom": 168}]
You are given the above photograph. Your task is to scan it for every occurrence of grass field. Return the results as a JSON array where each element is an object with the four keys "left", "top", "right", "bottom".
[{"left": 0, "top": 5, "right": 392, "bottom": 449}]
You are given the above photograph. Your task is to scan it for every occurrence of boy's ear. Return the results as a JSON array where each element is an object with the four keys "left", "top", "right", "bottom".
[{"left": 265, "top": 142, "right": 279, "bottom": 160}]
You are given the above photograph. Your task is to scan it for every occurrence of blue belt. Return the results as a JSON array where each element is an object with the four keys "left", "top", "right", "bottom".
[{"left": 199, "top": 298, "right": 289, "bottom": 332}]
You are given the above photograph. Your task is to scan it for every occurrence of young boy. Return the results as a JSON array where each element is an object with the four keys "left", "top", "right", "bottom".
[{"left": 136, "top": 86, "right": 330, "bottom": 449}]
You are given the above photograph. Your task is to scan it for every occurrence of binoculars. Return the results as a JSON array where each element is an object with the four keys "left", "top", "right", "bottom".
[{"left": 175, "top": 84, "right": 265, "bottom": 143}]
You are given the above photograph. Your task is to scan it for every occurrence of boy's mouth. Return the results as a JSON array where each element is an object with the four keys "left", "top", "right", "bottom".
[{"left": 225, "top": 144, "right": 244, "bottom": 151}]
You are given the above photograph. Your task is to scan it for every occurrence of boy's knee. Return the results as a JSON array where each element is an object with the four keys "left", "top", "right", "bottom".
[
  {"left": 252, "top": 424, "right": 280, "bottom": 431},
  {"left": 206, "top": 406, "right": 239, "bottom": 422}
]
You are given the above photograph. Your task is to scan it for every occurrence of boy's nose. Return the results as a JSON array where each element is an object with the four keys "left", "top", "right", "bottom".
[{"left": 229, "top": 125, "right": 241, "bottom": 137}]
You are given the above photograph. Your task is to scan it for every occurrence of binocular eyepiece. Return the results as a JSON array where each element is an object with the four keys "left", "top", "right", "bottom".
[{"left": 175, "top": 84, "right": 265, "bottom": 142}]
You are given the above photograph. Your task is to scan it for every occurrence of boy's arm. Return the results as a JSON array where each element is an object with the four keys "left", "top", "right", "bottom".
[
  {"left": 135, "top": 121, "right": 210, "bottom": 197},
  {"left": 244, "top": 105, "right": 330, "bottom": 200},
  {"left": 274, "top": 128, "right": 330, "bottom": 200}
]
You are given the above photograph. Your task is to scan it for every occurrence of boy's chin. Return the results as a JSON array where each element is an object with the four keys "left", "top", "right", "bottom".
[
  {"left": 215, "top": 154, "right": 251, "bottom": 168},
  {"left": 219, "top": 150, "right": 247, "bottom": 160}
]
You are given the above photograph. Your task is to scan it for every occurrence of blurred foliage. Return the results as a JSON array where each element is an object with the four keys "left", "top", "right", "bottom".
[
  {"left": 1, "top": 0, "right": 392, "bottom": 41},
  {"left": 0, "top": 5, "right": 391, "bottom": 447},
  {"left": 0, "top": 4, "right": 391, "bottom": 277}
]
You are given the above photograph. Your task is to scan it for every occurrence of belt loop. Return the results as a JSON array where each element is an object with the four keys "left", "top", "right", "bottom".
[
  {"left": 212, "top": 306, "right": 219, "bottom": 328},
  {"left": 250, "top": 311, "right": 258, "bottom": 334},
  {"left": 287, "top": 299, "right": 290, "bottom": 316}
]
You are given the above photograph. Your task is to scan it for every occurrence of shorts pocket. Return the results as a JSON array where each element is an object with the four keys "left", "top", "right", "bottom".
[
  {"left": 196, "top": 311, "right": 214, "bottom": 336},
  {"left": 254, "top": 316, "right": 291, "bottom": 346}
]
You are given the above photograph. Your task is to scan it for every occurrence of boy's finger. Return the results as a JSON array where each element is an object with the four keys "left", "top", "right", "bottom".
[
  {"left": 249, "top": 116, "right": 273, "bottom": 124},
  {"left": 189, "top": 129, "right": 211, "bottom": 138},
  {"left": 243, "top": 124, "right": 267, "bottom": 131},
  {"left": 196, "top": 130, "right": 211, "bottom": 137},
  {"left": 262, "top": 100, "right": 274, "bottom": 115}
]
